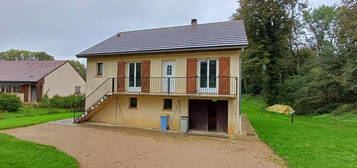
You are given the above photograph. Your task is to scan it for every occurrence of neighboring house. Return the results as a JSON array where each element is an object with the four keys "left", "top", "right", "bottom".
[
  {"left": 76, "top": 19, "right": 248, "bottom": 135},
  {"left": 0, "top": 60, "right": 86, "bottom": 102}
]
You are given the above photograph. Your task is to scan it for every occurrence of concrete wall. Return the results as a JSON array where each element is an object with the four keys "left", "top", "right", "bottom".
[{"left": 43, "top": 62, "right": 86, "bottom": 98}]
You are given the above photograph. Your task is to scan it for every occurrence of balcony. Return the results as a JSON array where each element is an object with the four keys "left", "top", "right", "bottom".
[{"left": 85, "top": 77, "right": 238, "bottom": 109}]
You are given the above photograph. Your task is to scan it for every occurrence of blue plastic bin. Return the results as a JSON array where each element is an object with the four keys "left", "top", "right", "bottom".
[{"left": 160, "top": 115, "right": 169, "bottom": 130}]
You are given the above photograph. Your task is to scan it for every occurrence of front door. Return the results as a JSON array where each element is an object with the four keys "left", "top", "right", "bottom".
[
  {"left": 198, "top": 60, "right": 218, "bottom": 93},
  {"left": 128, "top": 62, "right": 142, "bottom": 92},
  {"left": 162, "top": 61, "right": 176, "bottom": 93}
]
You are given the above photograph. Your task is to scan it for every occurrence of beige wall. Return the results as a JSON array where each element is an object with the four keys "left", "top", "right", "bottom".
[
  {"left": 86, "top": 50, "right": 241, "bottom": 94},
  {"left": 90, "top": 95, "right": 240, "bottom": 135},
  {"left": 86, "top": 49, "right": 242, "bottom": 135},
  {"left": 43, "top": 62, "right": 86, "bottom": 98},
  {"left": 12, "top": 92, "right": 24, "bottom": 102}
]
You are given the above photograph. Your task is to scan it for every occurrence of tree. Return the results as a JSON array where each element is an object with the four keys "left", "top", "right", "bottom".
[
  {"left": 279, "top": 1, "right": 357, "bottom": 115},
  {"left": 233, "top": 0, "right": 307, "bottom": 105},
  {"left": 303, "top": 5, "right": 338, "bottom": 53},
  {"left": 337, "top": 0, "right": 357, "bottom": 50},
  {"left": 69, "top": 60, "right": 86, "bottom": 80},
  {"left": 0, "top": 49, "right": 54, "bottom": 60}
]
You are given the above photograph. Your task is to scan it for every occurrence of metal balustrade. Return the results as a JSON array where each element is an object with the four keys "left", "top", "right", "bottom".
[{"left": 113, "top": 76, "right": 238, "bottom": 94}]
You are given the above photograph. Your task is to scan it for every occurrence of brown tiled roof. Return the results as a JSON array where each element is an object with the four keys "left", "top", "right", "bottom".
[
  {"left": 77, "top": 20, "right": 248, "bottom": 57},
  {"left": 0, "top": 60, "right": 67, "bottom": 82}
]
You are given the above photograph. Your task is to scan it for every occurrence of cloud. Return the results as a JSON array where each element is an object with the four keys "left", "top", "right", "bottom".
[{"left": 0, "top": 0, "right": 337, "bottom": 63}]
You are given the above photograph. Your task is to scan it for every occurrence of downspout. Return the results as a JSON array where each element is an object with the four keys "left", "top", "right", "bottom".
[{"left": 239, "top": 48, "right": 245, "bottom": 135}]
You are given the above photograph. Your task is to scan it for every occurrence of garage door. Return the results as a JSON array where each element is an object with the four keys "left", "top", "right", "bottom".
[{"left": 189, "top": 99, "right": 228, "bottom": 133}]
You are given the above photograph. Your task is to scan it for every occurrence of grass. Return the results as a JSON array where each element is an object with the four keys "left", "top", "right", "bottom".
[
  {"left": 0, "top": 134, "right": 78, "bottom": 168},
  {"left": 242, "top": 96, "right": 357, "bottom": 168},
  {"left": 0, "top": 106, "right": 77, "bottom": 130},
  {"left": 0, "top": 107, "right": 71, "bottom": 119},
  {"left": 0, "top": 106, "right": 79, "bottom": 168},
  {"left": 0, "top": 113, "right": 74, "bottom": 130}
]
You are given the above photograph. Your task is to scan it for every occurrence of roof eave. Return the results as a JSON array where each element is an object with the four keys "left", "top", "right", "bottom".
[
  {"left": 0, "top": 80, "right": 38, "bottom": 83},
  {"left": 76, "top": 45, "right": 248, "bottom": 58}
]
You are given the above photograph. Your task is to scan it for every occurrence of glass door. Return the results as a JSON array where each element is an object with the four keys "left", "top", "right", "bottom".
[
  {"left": 198, "top": 60, "right": 218, "bottom": 93},
  {"left": 128, "top": 62, "right": 141, "bottom": 92}
]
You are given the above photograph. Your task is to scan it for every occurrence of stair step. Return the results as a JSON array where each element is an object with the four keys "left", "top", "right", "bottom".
[{"left": 79, "top": 94, "right": 113, "bottom": 122}]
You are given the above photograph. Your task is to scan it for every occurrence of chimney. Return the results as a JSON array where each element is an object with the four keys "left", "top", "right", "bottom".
[{"left": 191, "top": 19, "right": 197, "bottom": 25}]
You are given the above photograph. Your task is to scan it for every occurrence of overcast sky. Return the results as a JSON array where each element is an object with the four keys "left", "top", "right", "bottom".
[{"left": 0, "top": 0, "right": 339, "bottom": 63}]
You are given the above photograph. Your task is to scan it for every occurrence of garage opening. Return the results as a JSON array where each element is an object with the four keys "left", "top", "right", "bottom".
[{"left": 189, "top": 99, "right": 228, "bottom": 133}]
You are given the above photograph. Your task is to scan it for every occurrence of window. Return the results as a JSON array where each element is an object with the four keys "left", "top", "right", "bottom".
[
  {"left": 129, "top": 97, "right": 137, "bottom": 108},
  {"left": 167, "top": 65, "right": 172, "bottom": 75},
  {"left": 199, "top": 60, "right": 217, "bottom": 93},
  {"left": 128, "top": 62, "right": 142, "bottom": 91},
  {"left": 75, "top": 86, "right": 81, "bottom": 94},
  {"left": 163, "top": 99, "right": 172, "bottom": 110},
  {"left": 96, "top": 63, "right": 103, "bottom": 76}
]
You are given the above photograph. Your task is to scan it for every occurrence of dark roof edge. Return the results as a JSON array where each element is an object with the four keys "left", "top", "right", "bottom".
[
  {"left": 76, "top": 45, "right": 248, "bottom": 58},
  {"left": 0, "top": 80, "right": 37, "bottom": 83}
]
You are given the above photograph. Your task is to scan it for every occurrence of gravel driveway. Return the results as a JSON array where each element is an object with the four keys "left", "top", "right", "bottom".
[{"left": 1, "top": 120, "right": 285, "bottom": 168}]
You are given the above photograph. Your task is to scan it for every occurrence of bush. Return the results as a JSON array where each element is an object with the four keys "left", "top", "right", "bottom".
[
  {"left": 47, "top": 94, "right": 85, "bottom": 112},
  {"left": 331, "top": 103, "right": 357, "bottom": 115},
  {"left": 0, "top": 93, "right": 22, "bottom": 112},
  {"left": 38, "top": 93, "right": 50, "bottom": 108}
]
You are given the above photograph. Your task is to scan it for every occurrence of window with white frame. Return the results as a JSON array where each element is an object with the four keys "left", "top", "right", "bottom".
[
  {"left": 198, "top": 59, "right": 218, "bottom": 93},
  {"left": 128, "top": 62, "right": 141, "bottom": 92}
]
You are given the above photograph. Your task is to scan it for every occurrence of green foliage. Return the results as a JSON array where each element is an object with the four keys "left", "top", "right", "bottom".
[
  {"left": 331, "top": 103, "right": 357, "bottom": 115},
  {"left": 241, "top": 48, "right": 267, "bottom": 95},
  {"left": 233, "top": 0, "right": 308, "bottom": 105},
  {"left": 303, "top": 5, "right": 338, "bottom": 52},
  {"left": 46, "top": 95, "right": 85, "bottom": 112},
  {"left": 337, "top": 0, "right": 357, "bottom": 49},
  {"left": 38, "top": 91, "right": 50, "bottom": 108},
  {"left": 0, "top": 49, "right": 54, "bottom": 60},
  {"left": 0, "top": 134, "right": 78, "bottom": 168},
  {"left": 69, "top": 60, "right": 86, "bottom": 80},
  {"left": 0, "top": 94, "right": 22, "bottom": 112},
  {"left": 235, "top": 1, "right": 356, "bottom": 115},
  {"left": 243, "top": 96, "right": 357, "bottom": 168}
]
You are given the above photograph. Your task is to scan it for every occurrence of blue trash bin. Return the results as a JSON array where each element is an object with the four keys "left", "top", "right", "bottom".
[{"left": 160, "top": 115, "right": 169, "bottom": 130}]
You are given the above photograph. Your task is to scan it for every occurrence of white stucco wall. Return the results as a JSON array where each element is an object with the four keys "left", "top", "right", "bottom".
[{"left": 43, "top": 62, "right": 86, "bottom": 98}]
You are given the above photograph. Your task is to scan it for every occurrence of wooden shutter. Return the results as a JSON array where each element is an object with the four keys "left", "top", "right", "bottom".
[
  {"left": 20, "top": 85, "right": 29, "bottom": 102},
  {"left": 141, "top": 60, "right": 150, "bottom": 93},
  {"left": 117, "top": 61, "right": 126, "bottom": 92},
  {"left": 186, "top": 58, "right": 197, "bottom": 94},
  {"left": 36, "top": 79, "right": 44, "bottom": 101},
  {"left": 219, "top": 57, "right": 230, "bottom": 94}
]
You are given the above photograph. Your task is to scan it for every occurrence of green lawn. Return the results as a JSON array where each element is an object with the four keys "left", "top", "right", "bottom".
[
  {"left": 0, "top": 134, "right": 77, "bottom": 168},
  {"left": 0, "top": 113, "right": 74, "bottom": 130},
  {"left": 0, "top": 107, "right": 72, "bottom": 119},
  {"left": 242, "top": 96, "right": 357, "bottom": 168},
  {"left": 0, "top": 107, "right": 77, "bottom": 130},
  {"left": 0, "top": 107, "right": 79, "bottom": 168}
]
